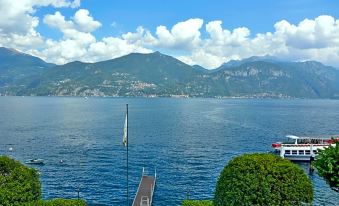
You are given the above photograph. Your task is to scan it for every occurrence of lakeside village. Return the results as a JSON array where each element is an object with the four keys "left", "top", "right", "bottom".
[
  {"left": 1, "top": 106, "right": 338, "bottom": 206},
  {"left": 0, "top": 92, "right": 293, "bottom": 99}
]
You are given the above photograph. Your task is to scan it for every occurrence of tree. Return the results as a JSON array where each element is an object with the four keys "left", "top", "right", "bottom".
[
  {"left": 23, "top": 199, "right": 87, "bottom": 206},
  {"left": 0, "top": 156, "right": 41, "bottom": 205},
  {"left": 214, "top": 153, "right": 313, "bottom": 206},
  {"left": 0, "top": 156, "right": 87, "bottom": 206},
  {"left": 182, "top": 200, "right": 213, "bottom": 206},
  {"left": 314, "top": 140, "right": 339, "bottom": 192}
]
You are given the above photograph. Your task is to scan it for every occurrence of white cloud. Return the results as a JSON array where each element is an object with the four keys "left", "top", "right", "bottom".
[
  {"left": 44, "top": 11, "right": 74, "bottom": 31},
  {"left": 73, "top": 9, "right": 101, "bottom": 33},
  {"left": 38, "top": 10, "right": 151, "bottom": 64},
  {"left": 1, "top": 2, "right": 339, "bottom": 70},
  {"left": 178, "top": 15, "right": 339, "bottom": 68},
  {"left": 274, "top": 15, "right": 339, "bottom": 49},
  {"left": 40, "top": 10, "right": 97, "bottom": 64},
  {"left": 86, "top": 37, "right": 152, "bottom": 62},
  {"left": 43, "top": 10, "right": 97, "bottom": 44},
  {"left": 37, "top": 0, "right": 80, "bottom": 8},
  {"left": 0, "top": 0, "right": 81, "bottom": 53},
  {"left": 0, "top": 0, "right": 80, "bottom": 34},
  {"left": 151, "top": 18, "right": 204, "bottom": 50}
]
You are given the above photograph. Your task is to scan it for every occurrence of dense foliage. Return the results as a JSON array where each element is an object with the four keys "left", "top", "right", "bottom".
[
  {"left": 0, "top": 156, "right": 41, "bottom": 205},
  {"left": 214, "top": 153, "right": 313, "bottom": 206},
  {"left": 0, "top": 156, "right": 86, "bottom": 206},
  {"left": 314, "top": 140, "right": 339, "bottom": 191},
  {"left": 23, "top": 199, "right": 87, "bottom": 206},
  {"left": 182, "top": 200, "right": 213, "bottom": 206}
]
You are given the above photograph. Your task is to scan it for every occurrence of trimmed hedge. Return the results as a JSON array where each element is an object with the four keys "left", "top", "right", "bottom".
[
  {"left": 0, "top": 156, "right": 41, "bottom": 205},
  {"left": 182, "top": 200, "right": 213, "bottom": 206},
  {"left": 214, "top": 153, "right": 313, "bottom": 206}
]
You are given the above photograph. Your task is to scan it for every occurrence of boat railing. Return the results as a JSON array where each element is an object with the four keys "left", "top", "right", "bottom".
[{"left": 280, "top": 143, "right": 330, "bottom": 147}]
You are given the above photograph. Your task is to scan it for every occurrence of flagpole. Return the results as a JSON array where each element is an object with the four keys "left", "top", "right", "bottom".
[{"left": 126, "top": 104, "right": 129, "bottom": 206}]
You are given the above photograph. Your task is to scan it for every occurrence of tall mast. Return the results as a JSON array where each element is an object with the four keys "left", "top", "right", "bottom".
[{"left": 126, "top": 104, "right": 129, "bottom": 206}]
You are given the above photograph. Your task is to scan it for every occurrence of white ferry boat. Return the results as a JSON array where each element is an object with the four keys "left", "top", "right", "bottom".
[{"left": 272, "top": 135, "right": 338, "bottom": 161}]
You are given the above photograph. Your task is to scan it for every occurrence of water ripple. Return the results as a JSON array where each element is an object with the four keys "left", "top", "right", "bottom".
[{"left": 0, "top": 97, "right": 338, "bottom": 205}]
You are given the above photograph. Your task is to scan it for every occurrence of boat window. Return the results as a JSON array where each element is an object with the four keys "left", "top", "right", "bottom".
[
  {"left": 285, "top": 150, "right": 291, "bottom": 155},
  {"left": 313, "top": 150, "right": 318, "bottom": 154},
  {"left": 298, "top": 139, "right": 310, "bottom": 144},
  {"left": 298, "top": 150, "right": 304, "bottom": 155},
  {"left": 305, "top": 150, "right": 310, "bottom": 155},
  {"left": 292, "top": 150, "right": 297, "bottom": 155},
  {"left": 284, "top": 138, "right": 295, "bottom": 144},
  {"left": 311, "top": 139, "right": 321, "bottom": 144}
]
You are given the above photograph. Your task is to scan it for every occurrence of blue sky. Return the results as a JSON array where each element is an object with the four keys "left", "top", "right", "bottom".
[
  {"left": 1, "top": 0, "right": 339, "bottom": 68},
  {"left": 36, "top": 0, "right": 339, "bottom": 38}
]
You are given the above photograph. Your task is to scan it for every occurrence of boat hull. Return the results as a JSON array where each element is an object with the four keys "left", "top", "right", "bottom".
[
  {"left": 283, "top": 154, "right": 315, "bottom": 162},
  {"left": 25, "top": 159, "right": 44, "bottom": 165},
  {"left": 25, "top": 162, "right": 44, "bottom": 165}
]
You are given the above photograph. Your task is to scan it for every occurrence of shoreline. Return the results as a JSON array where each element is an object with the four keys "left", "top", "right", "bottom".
[{"left": 0, "top": 94, "right": 337, "bottom": 100}]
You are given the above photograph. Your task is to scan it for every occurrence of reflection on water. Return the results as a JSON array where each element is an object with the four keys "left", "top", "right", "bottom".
[{"left": 0, "top": 97, "right": 338, "bottom": 205}]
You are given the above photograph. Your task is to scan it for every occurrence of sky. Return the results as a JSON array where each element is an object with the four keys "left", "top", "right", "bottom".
[{"left": 0, "top": 0, "right": 339, "bottom": 69}]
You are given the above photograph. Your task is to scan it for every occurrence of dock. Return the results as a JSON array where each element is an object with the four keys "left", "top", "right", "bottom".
[{"left": 132, "top": 168, "right": 156, "bottom": 206}]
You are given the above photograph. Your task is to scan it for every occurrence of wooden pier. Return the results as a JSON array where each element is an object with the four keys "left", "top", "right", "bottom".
[{"left": 132, "top": 168, "right": 156, "bottom": 206}]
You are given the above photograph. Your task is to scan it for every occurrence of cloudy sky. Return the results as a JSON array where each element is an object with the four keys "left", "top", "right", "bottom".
[{"left": 0, "top": 0, "right": 339, "bottom": 69}]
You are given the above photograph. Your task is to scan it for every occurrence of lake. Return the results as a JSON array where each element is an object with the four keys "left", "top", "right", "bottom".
[{"left": 0, "top": 97, "right": 338, "bottom": 205}]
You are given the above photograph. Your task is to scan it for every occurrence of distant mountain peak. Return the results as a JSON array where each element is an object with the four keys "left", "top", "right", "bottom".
[
  {"left": 0, "top": 47, "right": 22, "bottom": 55},
  {"left": 62, "top": 60, "right": 86, "bottom": 66},
  {"left": 0, "top": 46, "right": 54, "bottom": 70},
  {"left": 218, "top": 55, "right": 283, "bottom": 69},
  {"left": 150, "top": 51, "right": 169, "bottom": 58},
  {"left": 299, "top": 60, "right": 323, "bottom": 66}
]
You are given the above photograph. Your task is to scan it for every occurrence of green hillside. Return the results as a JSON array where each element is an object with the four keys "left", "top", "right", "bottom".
[{"left": 1, "top": 47, "right": 339, "bottom": 98}]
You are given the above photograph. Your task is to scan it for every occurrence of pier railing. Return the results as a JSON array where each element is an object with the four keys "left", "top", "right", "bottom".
[{"left": 132, "top": 168, "right": 156, "bottom": 206}]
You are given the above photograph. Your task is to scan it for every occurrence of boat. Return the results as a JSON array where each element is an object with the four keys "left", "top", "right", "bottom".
[
  {"left": 272, "top": 135, "right": 338, "bottom": 161},
  {"left": 25, "top": 159, "right": 44, "bottom": 165}
]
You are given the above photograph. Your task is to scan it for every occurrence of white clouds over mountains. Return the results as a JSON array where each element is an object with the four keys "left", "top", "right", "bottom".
[
  {"left": 0, "top": 0, "right": 79, "bottom": 34},
  {"left": 153, "top": 18, "right": 203, "bottom": 50},
  {"left": 1, "top": 0, "right": 339, "bottom": 69}
]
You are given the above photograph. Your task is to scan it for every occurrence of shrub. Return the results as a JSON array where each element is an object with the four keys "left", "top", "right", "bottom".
[
  {"left": 0, "top": 156, "right": 87, "bottom": 206},
  {"left": 182, "top": 200, "right": 213, "bottom": 206},
  {"left": 24, "top": 199, "right": 87, "bottom": 206},
  {"left": 214, "top": 153, "right": 313, "bottom": 206},
  {"left": 0, "top": 156, "right": 41, "bottom": 206},
  {"left": 314, "top": 140, "right": 339, "bottom": 191}
]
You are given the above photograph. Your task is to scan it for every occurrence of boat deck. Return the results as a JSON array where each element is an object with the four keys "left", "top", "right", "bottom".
[{"left": 132, "top": 170, "right": 156, "bottom": 206}]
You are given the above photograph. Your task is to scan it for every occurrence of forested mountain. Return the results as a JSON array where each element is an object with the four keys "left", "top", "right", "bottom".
[{"left": 1, "top": 47, "right": 339, "bottom": 98}]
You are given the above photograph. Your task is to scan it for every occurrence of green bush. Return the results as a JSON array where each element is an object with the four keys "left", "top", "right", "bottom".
[
  {"left": 24, "top": 199, "right": 87, "bottom": 206},
  {"left": 314, "top": 140, "right": 339, "bottom": 191},
  {"left": 0, "top": 156, "right": 86, "bottom": 206},
  {"left": 182, "top": 200, "right": 213, "bottom": 206},
  {"left": 214, "top": 153, "right": 313, "bottom": 206},
  {"left": 0, "top": 156, "right": 41, "bottom": 205}
]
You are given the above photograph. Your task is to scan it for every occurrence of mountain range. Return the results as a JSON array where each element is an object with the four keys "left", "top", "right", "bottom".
[{"left": 1, "top": 47, "right": 339, "bottom": 98}]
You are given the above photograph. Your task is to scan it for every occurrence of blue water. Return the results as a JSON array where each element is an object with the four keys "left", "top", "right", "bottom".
[{"left": 0, "top": 97, "right": 338, "bottom": 206}]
